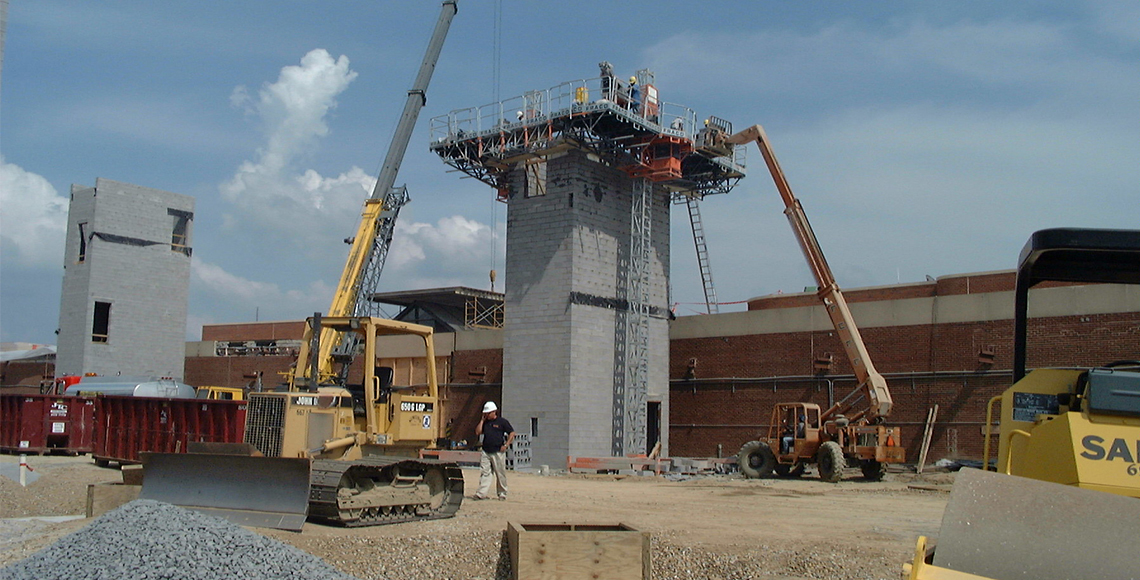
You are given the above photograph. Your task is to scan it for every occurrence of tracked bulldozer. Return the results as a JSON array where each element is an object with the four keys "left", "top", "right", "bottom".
[{"left": 141, "top": 316, "right": 464, "bottom": 530}]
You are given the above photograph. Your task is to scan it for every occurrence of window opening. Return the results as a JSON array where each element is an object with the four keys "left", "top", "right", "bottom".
[
  {"left": 92, "top": 301, "right": 111, "bottom": 343},
  {"left": 77, "top": 222, "right": 88, "bottom": 262},
  {"left": 168, "top": 208, "right": 193, "bottom": 255},
  {"left": 524, "top": 161, "right": 547, "bottom": 198}
]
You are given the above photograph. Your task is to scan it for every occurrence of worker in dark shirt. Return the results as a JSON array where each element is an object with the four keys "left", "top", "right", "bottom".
[{"left": 474, "top": 401, "right": 515, "bottom": 500}]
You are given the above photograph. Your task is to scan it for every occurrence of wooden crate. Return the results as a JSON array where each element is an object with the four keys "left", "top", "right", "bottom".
[{"left": 507, "top": 522, "right": 650, "bottom": 580}]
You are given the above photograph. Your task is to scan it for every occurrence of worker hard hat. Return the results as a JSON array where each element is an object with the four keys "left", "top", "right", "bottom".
[
  {"left": 629, "top": 76, "right": 637, "bottom": 84},
  {"left": 483, "top": 402, "right": 498, "bottom": 413}
]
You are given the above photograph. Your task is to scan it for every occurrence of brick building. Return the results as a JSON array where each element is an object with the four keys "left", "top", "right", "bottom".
[
  {"left": 669, "top": 271, "right": 1138, "bottom": 461},
  {"left": 184, "top": 272, "right": 1138, "bottom": 464}
]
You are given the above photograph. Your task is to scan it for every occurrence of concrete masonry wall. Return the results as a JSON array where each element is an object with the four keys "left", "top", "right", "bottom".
[
  {"left": 502, "top": 149, "right": 670, "bottom": 467},
  {"left": 56, "top": 179, "right": 193, "bottom": 380}
]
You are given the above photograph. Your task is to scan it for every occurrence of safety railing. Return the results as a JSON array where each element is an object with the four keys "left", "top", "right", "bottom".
[{"left": 430, "top": 76, "right": 700, "bottom": 144}]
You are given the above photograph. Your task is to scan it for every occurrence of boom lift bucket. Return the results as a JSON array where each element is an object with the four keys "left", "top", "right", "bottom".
[{"left": 140, "top": 451, "right": 312, "bottom": 531}]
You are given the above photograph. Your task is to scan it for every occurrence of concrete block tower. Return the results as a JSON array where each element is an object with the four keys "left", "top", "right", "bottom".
[
  {"left": 431, "top": 68, "right": 745, "bottom": 466},
  {"left": 56, "top": 178, "right": 194, "bottom": 380},
  {"left": 501, "top": 149, "right": 672, "bottom": 466}
]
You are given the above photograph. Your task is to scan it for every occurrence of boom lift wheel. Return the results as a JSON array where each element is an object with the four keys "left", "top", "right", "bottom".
[
  {"left": 737, "top": 440, "right": 776, "bottom": 479},
  {"left": 816, "top": 441, "right": 845, "bottom": 483},
  {"left": 860, "top": 459, "right": 886, "bottom": 481}
]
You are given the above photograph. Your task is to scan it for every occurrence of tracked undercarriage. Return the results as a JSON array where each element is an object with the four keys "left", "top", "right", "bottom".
[{"left": 308, "top": 457, "right": 464, "bottom": 527}]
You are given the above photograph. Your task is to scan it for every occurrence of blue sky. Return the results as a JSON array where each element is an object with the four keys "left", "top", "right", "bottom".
[{"left": 2, "top": 1, "right": 1137, "bottom": 345}]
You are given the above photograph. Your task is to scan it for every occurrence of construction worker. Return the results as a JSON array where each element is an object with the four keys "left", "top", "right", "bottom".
[
  {"left": 474, "top": 401, "right": 515, "bottom": 500},
  {"left": 628, "top": 76, "right": 641, "bottom": 115}
]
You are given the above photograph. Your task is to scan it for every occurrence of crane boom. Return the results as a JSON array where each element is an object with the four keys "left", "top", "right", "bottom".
[
  {"left": 722, "top": 124, "right": 892, "bottom": 422},
  {"left": 297, "top": 1, "right": 458, "bottom": 387}
]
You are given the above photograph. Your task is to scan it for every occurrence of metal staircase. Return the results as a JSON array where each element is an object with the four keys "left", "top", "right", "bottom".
[{"left": 613, "top": 178, "right": 652, "bottom": 456}]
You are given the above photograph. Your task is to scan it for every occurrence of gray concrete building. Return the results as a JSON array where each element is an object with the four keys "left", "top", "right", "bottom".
[
  {"left": 501, "top": 149, "right": 672, "bottom": 467},
  {"left": 56, "top": 178, "right": 193, "bottom": 380},
  {"left": 430, "top": 71, "right": 745, "bottom": 467}
]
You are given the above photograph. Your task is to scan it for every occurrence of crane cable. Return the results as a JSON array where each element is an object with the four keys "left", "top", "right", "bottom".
[{"left": 489, "top": 0, "right": 503, "bottom": 291}]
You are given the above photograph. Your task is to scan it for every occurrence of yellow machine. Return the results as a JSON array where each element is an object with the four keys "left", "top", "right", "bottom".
[
  {"left": 141, "top": 1, "right": 462, "bottom": 530},
  {"left": 196, "top": 385, "right": 245, "bottom": 400},
  {"left": 142, "top": 316, "right": 464, "bottom": 530},
  {"left": 905, "top": 229, "right": 1140, "bottom": 579},
  {"left": 983, "top": 227, "right": 1140, "bottom": 497},
  {"left": 696, "top": 121, "right": 905, "bottom": 481}
]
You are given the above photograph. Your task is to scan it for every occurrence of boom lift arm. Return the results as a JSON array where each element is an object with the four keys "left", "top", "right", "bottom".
[
  {"left": 719, "top": 124, "right": 892, "bottom": 423},
  {"left": 298, "top": 0, "right": 459, "bottom": 387}
]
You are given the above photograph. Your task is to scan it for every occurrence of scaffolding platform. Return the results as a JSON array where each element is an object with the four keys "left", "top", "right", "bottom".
[{"left": 429, "top": 75, "right": 746, "bottom": 199}]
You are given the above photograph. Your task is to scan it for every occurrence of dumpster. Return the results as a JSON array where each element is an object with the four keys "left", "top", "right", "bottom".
[
  {"left": 0, "top": 394, "right": 96, "bottom": 454},
  {"left": 93, "top": 396, "right": 246, "bottom": 465}
]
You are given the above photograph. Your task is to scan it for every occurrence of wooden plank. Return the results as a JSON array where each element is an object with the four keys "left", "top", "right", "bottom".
[
  {"left": 567, "top": 456, "right": 671, "bottom": 474},
  {"left": 86, "top": 483, "right": 141, "bottom": 518},
  {"left": 419, "top": 449, "right": 481, "bottom": 465},
  {"left": 916, "top": 405, "right": 939, "bottom": 474}
]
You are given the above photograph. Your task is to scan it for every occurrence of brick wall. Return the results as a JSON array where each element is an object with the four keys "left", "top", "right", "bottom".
[
  {"left": 201, "top": 321, "right": 305, "bottom": 342},
  {"left": 669, "top": 374, "right": 1011, "bottom": 460},
  {"left": 439, "top": 383, "right": 503, "bottom": 446},
  {"left": 452, "top": 349, "right": 503, "bottom": 384},
  {"left": 668, "top": 310, "right": 1140, "bottom": 461}
]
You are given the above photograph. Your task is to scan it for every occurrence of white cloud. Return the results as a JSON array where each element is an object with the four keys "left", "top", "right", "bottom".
[
  {"left": 389, "top": 215, "right": 495, "bottom": 271},
  {"left": 222, "top": 49, "right": 365, "bottom": 242},
  {"left": 191, "top": 257, "right": 332, "bottom": 315},
  {"left": 0, "top": 157, "right": 67, "bottom": 268}
]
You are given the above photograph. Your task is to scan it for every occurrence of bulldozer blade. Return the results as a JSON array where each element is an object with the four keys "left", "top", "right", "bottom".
[
  {"left": 140, "top": 452, "right": 311, "bottom": 531},
  {"left": 185, "top": 441, "right": 264, "bottom": 456},
  {"left": 932, "top": 468, "right": 1140, "bottom": 580}
]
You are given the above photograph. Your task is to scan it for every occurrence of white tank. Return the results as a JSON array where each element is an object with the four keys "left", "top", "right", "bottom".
[{"left": 64, "top": 376, "right": 197, "bottom": 399}]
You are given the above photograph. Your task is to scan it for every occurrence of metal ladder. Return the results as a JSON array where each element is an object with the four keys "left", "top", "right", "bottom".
[{"left": 686, "top": 196, "right": 719, "bottom": 314}]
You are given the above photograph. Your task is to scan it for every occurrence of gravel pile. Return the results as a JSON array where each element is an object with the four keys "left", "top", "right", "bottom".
[
  {"left": 0, "top": 461, "right": 118, "bottom": 518},
  {"left": 0, "top": 500, "right": 361, "bottom": 580}
]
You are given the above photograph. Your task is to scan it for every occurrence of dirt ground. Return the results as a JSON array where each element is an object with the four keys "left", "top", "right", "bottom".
[{"left": 0, "top": 454, "right": 954, "bottom": 580}]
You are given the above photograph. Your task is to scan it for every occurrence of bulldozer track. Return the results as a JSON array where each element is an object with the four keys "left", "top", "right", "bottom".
[{"left": 308, "top": 457, "right": 464, "bottom": 527}]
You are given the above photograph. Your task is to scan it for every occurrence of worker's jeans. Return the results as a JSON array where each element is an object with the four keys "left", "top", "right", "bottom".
[{"left": 476, "top": 450, "right": 508, "bottom": 499}]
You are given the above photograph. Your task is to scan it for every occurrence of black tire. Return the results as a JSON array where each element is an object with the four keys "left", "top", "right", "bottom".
[
  {"left": 861, "top": 459, "right": 886, "bottom": 481},
  {"left": 738, "top": 440, "right": 776, "bottom": 479},
  {"left": 94, "top": 458, "right": 110, "bottom": 468},
  {"left": 816, "top": 441, "right": 846, "bottom": 483},
  {"left": 774, "top": 462, "right": 805, "bottom": 478}
]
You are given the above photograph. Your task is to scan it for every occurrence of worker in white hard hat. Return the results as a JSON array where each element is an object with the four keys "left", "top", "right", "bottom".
[{"left": 474, "top": 401, "right": 515, "bottom": 500}]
